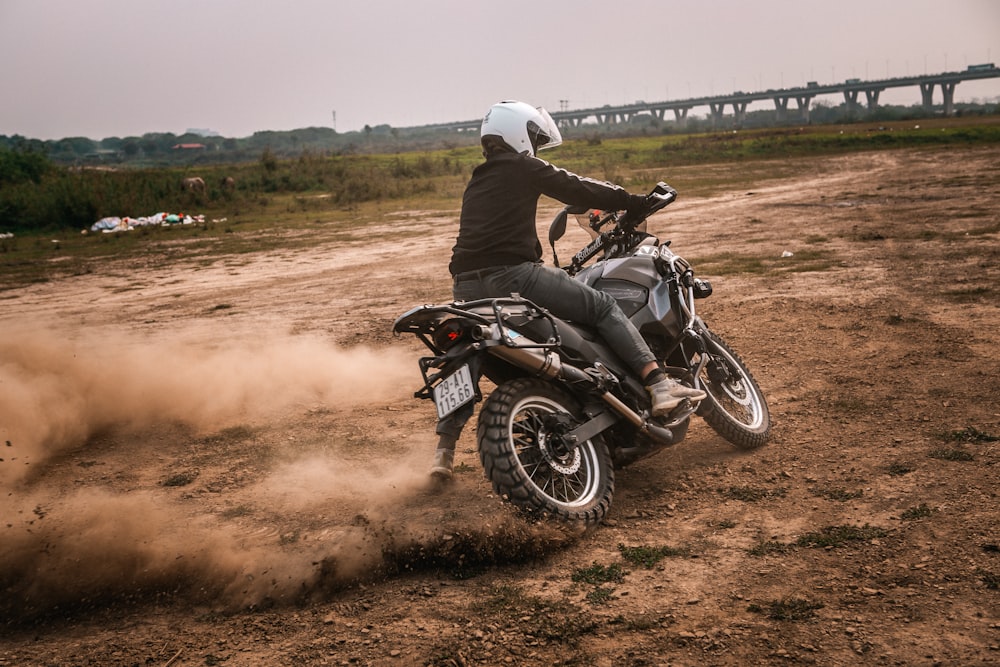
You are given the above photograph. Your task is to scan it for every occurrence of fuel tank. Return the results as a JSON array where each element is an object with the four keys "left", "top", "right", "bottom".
[{"left": 576, "top": 249, "right": 681, "bottom": 339}]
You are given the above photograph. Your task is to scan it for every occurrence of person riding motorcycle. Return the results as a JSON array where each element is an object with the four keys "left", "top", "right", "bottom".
[{"left": 431, "top": 100, "right": 705, "bottom": 479}]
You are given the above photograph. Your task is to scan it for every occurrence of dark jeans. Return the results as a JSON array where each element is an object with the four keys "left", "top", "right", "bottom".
[{"left": 438, "top": 262, "right": 657, "bottom": 438}]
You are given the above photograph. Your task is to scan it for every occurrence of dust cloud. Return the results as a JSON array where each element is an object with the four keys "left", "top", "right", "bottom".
[
  {"left": 0, "top": 322, "right": 413, "bottom": 485},
  {"left": 0, "top": 321, "right": 576, "bottom": 623}
]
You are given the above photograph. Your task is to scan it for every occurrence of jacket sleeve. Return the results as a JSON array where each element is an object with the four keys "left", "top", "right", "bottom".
[{"left": 522, "top": 155, "right": 633, "bottom": 212}]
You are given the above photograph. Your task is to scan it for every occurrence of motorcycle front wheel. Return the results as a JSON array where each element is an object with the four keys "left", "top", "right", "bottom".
[
  {"left": 477, "top": 378, "right": 614, "bottom": 525},
  {"left": 692, "top": 330, "right": 771, "bottom": 449}
]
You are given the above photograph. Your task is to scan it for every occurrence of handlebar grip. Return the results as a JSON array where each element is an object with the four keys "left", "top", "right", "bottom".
[{"left": 650, "top": 190, "right": 676, "bottom": 204}]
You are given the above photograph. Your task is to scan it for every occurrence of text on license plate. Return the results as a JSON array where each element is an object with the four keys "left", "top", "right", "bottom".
[{"left": 434, "top": 365, "right": 475, "bottom": 419}]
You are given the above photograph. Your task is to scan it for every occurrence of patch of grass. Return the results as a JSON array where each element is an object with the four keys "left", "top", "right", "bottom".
[
  {"left": 162, "top": 470, "right": 198, "bottom": 487},
  {"left": 473, "top": 584, "right": 599, "bottom": 641},
  {"left": 618, "top": 543, "right": 688, "bottom": 568},
  {"left": 692, "top": 247, "right": 836, "bottom": 277},
  {"left": 941, "top": 286, "right": 993, "bottom": 303},
  {"left": 747, "top": 540, "right": 791, "bottom": 557},
  {"left": 942, "top": 426, "right": 998, "bottom": 443},
  {"left": 472, "top": 583, "right": 530, "bottom": 615},
  {"left": 780, "top": 248, "right": 837, "bottom": 273},
  {"left": 886, "top": 462, "right": 913, "bottom": 476},
  {"left": 831, "top": 396, "right": 872, "bottom": 415},
  {"left": 720, "top": 485, "right": 787, "bottom": 502},
  {"left": 449, "top": 563, "right": 488, "bottom": 581},
  {"left": 928, "top": 447, "right": 974, "bottom": 461},
  {"left": 940, "top": 220, "right": 1000, "bottom": 239},
  {"left": 795, "top": 524, "right": 888, "bottom": 549},
  {"left": 901, "top": 503, "right": 934, "bottom": 521},
  {"left": 609, "top": 613, "right": 662, "bottom": 631},
  {"left": 572, "top": 562, "right": 628, "bottom": 585},
  {"left": 748, "top": 597, "right": 824, "bottom": 621},
  {"left": 811, "top": 487, "right": 864, "bottom": 502},
  {"left": 694, "top": 251, "right": 768, "bottom": 276},
  {"left": 585, "top": 586, "right": 616, "bottom": 605},
  {"left": 852, "top": 228, "right": 887, "bottom": 242},
  {"left": 201, "top": 424, "right": 256, "bottom": 444}
]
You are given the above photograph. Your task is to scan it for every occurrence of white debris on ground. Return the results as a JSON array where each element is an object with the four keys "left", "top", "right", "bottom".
[{"left": 88, "top": 213, "right": 228, "bottom": 233}]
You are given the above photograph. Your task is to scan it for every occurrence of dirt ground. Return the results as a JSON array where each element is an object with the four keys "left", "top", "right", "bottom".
[{"left": 1, "top": 145, "right": 998, "bottom": 666}]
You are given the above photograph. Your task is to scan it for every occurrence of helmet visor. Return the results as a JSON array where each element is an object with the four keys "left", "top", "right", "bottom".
[{"left": 529, "top": 107, "right": 563, "bottom": 152}]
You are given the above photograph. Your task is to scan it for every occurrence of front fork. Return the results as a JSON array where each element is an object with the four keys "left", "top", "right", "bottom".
[{"left": 658, "top": 274, "right": 718, "bottom": 391}]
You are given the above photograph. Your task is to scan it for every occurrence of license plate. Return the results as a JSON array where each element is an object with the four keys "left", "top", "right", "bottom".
[{"left": 434, "top": 365, "right": 475, "bottom": 419}]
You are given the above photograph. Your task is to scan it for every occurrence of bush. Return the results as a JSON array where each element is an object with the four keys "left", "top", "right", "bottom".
[{"left": 0, "top": 146, "right": 51, "bottom": 186}]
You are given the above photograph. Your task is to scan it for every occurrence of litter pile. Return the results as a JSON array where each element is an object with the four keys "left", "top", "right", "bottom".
[{"left": 88, "top": 212, "right": 226, "bottom": 234}]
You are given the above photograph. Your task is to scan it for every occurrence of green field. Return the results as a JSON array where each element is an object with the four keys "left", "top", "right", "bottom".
[{"left": 3, "top": 116, "right": 999, "bottom": 291}]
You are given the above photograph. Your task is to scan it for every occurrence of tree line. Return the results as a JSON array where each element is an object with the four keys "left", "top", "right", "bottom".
[
  {"left": 2, "top": 100, "right": 997, "bottom": 235},
  {"left": 0, "top": 124, "right": 480, "bottom": 168},
  {"left": 3, "top": 99, "right": 997, "bottom": 168}
]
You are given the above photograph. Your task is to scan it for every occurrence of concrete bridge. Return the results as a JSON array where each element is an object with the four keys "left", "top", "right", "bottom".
[{"left": 424, "top": 66, "right": 1000, "bottom": 132}]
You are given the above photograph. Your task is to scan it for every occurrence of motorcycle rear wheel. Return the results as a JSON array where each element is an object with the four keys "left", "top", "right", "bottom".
[
  {"left": 692, "top": 330, "right": 771, "bottom": 449},
  {"left": 477, "top": 378, "right": 614, "bottom": 525}
]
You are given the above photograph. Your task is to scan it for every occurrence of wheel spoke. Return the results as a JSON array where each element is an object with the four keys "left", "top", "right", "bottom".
[
  {"left": 482, "top": 383, "right": 612, "bottom": 519},
  {"left": 516, "top": 406, "right": 592, "bottom": 505},
  {"left": 561, "top": 474, "right": 580, "bottom": 502},
  {"left": 707, "top": 382, "right": 753, "bottom": 425},
  {"left": 689, "top": 334, "right": 770, "bottom": 442}
]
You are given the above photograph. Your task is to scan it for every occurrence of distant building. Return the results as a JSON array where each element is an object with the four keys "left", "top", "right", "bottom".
[{"left": 172, "top": 143, "right": 207, "bottom": 150}]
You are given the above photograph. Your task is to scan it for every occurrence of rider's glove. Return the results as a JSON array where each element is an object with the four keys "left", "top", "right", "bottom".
[{"left": 625, "top": 193, "right": 651, "bottom": 221}]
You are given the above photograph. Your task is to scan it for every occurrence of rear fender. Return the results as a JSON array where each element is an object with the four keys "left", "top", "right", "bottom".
[{"left": 415, "top": 345, "right": 486, "bottom": 402}]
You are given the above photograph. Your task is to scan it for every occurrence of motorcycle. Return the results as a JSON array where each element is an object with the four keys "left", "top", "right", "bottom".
[{"left": 393, "top": 182, "right": 771, "bottom": 525}]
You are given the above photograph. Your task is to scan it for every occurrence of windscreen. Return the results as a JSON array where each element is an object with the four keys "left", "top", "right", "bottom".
[{"left": 574, "top": 211, "right": 646, "bottom": 241}]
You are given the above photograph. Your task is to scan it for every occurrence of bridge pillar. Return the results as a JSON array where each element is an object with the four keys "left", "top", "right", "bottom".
[
  {"left": 920, "top": 81, "right": 958, "bottom": 114},
  {"left": 843, "top": 90, "right": 861, "bottom": 116},
  {"left": 774, "top": 97, "right": 790, "bottom": 122},
  {"left": 865, "top": 88, "right": 883, "bottom": 110},
  {"left": 733, "top": 102, "right": 748, "bottom": 127},
  {"left": 709, "top": 102, "right": 726, "bottom": 128},
  {"left": 942, "top": 82, "right": 956, "bottom": 115},
  {"left": 920, "top": 83, "right": 936, "bottom": 111},
  {"left": 795, "top": 96, "right": 813, "bottom": 123},
  {"left": 672, "top": 108, "right": 689, "bottom": 128}
]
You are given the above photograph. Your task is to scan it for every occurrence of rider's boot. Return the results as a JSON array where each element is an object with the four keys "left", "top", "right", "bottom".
[
  {"left": 647, "top": 376, "right": 706, "bottom": 417},
  {"left": 430, "top": 434, "right": 458, "bottom": 481}
]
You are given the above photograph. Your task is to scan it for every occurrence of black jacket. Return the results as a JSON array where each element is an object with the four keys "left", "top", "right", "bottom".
[{"left": 449, "top": 152, "right": 633, "bottom": 275}]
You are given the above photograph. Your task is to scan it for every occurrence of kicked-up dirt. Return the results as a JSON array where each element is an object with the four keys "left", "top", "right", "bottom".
[{"left": 1, "top": 145, "right": 998, "bottom": 666}]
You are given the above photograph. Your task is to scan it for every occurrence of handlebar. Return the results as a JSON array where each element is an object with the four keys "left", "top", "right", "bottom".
[
  {"left": 548, "top": 182, "right": 678, "bottom": 274},
  {"left": 648, "top": 181, "right": 678, "bottom": 211}
]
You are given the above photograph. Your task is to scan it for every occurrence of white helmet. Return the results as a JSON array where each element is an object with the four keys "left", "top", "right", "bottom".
[{"left": 481, "top": 100, "right": 563, "bottom": 157}]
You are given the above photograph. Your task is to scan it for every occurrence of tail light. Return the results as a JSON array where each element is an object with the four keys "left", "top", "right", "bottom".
[{"left": 432, "top": 318, "right": 485, "bottom": 351}]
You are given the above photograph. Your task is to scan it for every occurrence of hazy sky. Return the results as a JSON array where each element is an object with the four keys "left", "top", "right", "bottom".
[{"left": 2, "top": 0, "right": 999, "bottom": 141}]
